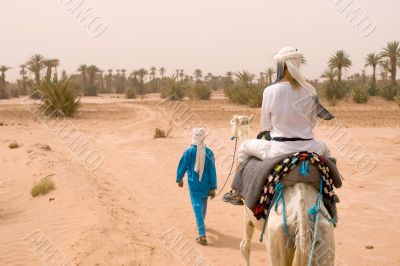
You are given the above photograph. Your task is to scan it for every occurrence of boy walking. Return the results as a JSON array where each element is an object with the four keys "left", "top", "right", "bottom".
[{"left": 176, "top": 128, "right": 217, "bottom": 246}]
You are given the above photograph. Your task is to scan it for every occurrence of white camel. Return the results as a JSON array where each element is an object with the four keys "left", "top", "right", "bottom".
[
  {"left": 230, "top": 114, "right": 254, "bottom": 142},
  {"left": 240, "top": 183, "right": 335, "bottom": 266},
  {"left": 228, "top": 117, "right": 336, "bottom": 266}
]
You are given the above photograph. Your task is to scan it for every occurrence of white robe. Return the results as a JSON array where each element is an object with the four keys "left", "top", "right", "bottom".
[{"left": 238, "top": 81, "right": 330, "bottom": 163}]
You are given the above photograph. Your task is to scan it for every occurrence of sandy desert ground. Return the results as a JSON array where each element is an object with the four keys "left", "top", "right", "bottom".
[{"left": 1, "top": 92, "right": 400, "bottom": 266}]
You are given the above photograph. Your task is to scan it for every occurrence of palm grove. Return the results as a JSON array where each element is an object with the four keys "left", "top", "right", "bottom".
[{"left": 0, "top": 40, "right": 399, "bottom": 116}]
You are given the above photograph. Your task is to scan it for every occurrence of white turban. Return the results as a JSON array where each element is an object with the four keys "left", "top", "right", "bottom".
[
  {"left": 192, "top": 128, "right": 207, "bottom": 182},
  {"left": 273, "top": 47, "right": 317, "bottom": 96},
  {"left": 273, "top": 47, "right": 334, "bottom": 120}
]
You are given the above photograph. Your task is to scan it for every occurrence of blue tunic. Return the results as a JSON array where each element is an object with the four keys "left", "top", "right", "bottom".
[{"left": 176, "top": 145, "right": 217, "bottom": 197}]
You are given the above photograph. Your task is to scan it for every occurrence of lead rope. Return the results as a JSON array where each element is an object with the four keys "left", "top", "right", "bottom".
[
  {"left": 259, "top": 182, "right": 289, "bottom": 242},
  {"left": 308, "top": 176, "right": 324, "bottom": 266},
  {"left": 214, "top": 136, "right": 238, "bottom": 197}
]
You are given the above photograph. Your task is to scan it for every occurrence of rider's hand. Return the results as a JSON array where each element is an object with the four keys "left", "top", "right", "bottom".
[
  {"left": 178, "top": 181, "right": 184, "bottom": 187},
  {"left": 209, "top": 190, "right": 216, "bottom": 199}
]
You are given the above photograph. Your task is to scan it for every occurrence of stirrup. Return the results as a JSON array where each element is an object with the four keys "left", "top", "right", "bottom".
[{"left": 222, "top": 190, "right": 244, "bottom": 205}]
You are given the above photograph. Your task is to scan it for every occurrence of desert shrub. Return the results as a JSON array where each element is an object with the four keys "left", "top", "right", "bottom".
[
  {"left": 248, "top": 85, "right": 264, "bottom": 108},
  {"left": 352, "top": 85, "right": 369, "bottom": 103},
  {"left": 125, "top": 88, "right": 136, "bottom": 99},
  {"left": 379, "top": 84, "right": 399, "bottom": 101},
  {"left": 85, "top": 85, "right": 97, "bottom": 96},
  {"left": 368, "top": 86, "right": 378, "bottom": 96},
  {"left": 0, "top": 85, "right": 9, "bottom": 99},
  {"left": 323, "top": 80, "right": 348, "bottom": 105},
  {"left": 136, "top": 83, "right": 147, "bottom": 99},
  {"left": 226, "top": 83, "right": 264, "bottom": 107},
  {"left": 194, "top": 84, "right": 211, "bottom": 100},
  {"left": 38, "top": 77, "right": 80, "bottom": 117},
  {"left": 31, "top": 175, "right": 55, "bottom": 197},
  {"left": 10, "top": 88, "right": 19, "bottom": 98},
  {"left": 225, "top": 84, "right": 252, "bottom": 105},
  {"left": 161, "top": 79, "right": 186, "bottom": 100},
  {"left": 154, "top": 128, "right": 167, "bottom": 138}
]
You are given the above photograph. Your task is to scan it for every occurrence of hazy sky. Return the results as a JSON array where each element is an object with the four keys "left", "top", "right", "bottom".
[{"left": 1, "top": 0, "right": 399, "bottom": 81}]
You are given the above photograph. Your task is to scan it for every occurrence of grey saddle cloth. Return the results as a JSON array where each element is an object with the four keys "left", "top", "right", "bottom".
[{"left": 231, "top": 154, "right": 342, "bottom": 211}]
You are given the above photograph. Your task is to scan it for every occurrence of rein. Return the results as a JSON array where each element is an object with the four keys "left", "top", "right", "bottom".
[{"left": 214, "top": 136, "right": 238, "bottom": 198}]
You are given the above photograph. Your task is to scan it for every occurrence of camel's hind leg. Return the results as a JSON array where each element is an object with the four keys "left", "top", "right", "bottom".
[{"left": 240, "top": 207, "right": 255, "bottom": 266}]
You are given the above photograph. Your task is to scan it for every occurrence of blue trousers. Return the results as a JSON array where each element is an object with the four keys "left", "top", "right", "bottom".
[{"left": 190, "top": 193, "right": 208, "bottom": 236}]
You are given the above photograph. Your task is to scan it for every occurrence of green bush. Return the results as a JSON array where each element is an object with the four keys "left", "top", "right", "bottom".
[
  {"left": 31, "top": 175, "right": 55, "bottom": 197},
  {"left": 352, "top": 85, "right": 369, "bottom": 103},
  {"left": 379, "top": 84, "right": 399, "bottom": 101},
  {"left": 323, "top": 80, "right": 348, "bottom": 105},
  {"left": 225, "top": 84, "right": 252, "bottom": 105},
  {"left": 125, "top": 88, "right": 136, "bottom": 99},
  {"left": 368, "top": 86, "right": 378, "bottom": 96},
  {"left": 38, "top": 77, "right": 80, "bottom": 117},
  {"left": 248, "top": 85, "right": 264, "bottom": 108},
  {"left": 85, "top": 85, "right": 97, "bottom": 96},
  {"left": 161, "top": 79, "right": 186, "bottom": 100},
  {"left": 0, "top": 85, "right": 9, "bottom": 99},
  {"left": 194, "top": 84, "right": 211, "bottom": 100},
  {"left": 225, "top": 83, "right": 264, "bottom": 108}
]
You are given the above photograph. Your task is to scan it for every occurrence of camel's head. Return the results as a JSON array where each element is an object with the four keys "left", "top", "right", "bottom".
[{"left": 230, "top": 114, "right": 254, "bottom": 140}]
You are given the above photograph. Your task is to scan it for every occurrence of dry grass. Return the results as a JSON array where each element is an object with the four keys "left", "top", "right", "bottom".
[
  {"left": 31, "top": 175, "right": 55, "bottom": 197},
  {"left": 154, "top": 128, "right": 167, "bottom": 138}
]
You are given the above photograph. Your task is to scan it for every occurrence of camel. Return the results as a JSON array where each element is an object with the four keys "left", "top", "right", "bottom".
[
  {"left": 230, "top": 114, "right": 254, "bottom": 142},
  {"left": 228, "top": 115, "right": 336, "bottom": 265},
  {"left": 240, "top": 183, "right": 335, "bottom": 266}
]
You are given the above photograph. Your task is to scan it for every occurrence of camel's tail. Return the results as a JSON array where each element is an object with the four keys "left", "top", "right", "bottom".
[{"left": 293, "top": 186, "right": 312, "bottom": 266}]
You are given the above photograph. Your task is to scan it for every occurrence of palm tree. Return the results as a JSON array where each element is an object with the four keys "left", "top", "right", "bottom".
[
  {"left": 27, "top": 54, "right": 45, "bottom": 88},
  {"left": 265, "top": 67, "right": 276, "bottom": 85},
  {"left": 77, "top": 64, "right": 87, "bottom": 88},
  {"left": 86, "top": 65, "right": 99, "bottom": 96},
  {"left": 0, "top": 65, "right": 11, "bottom": 99},
  {"left": 150, "top": 66, "right": 157, "bottom": 80},
  {"left": 19, "top": 64, "right": 27, "bottom": 95},
  {"left": 364, "top": 53, "right": 381, "bottom": 92},
  {"left": 380, "top": 41, "right": 400, "bottom": 85},
  {"left": 150, "top": 66, "right": 157, "bottom": 92},
  {"left": 225, "top": 71, "right": 233, "bottom": 81},
  {"left": 179, "top": 69, "right": 184, "bottom": 82},
  {"left": 258, "top": 72, "right": 265, "bottom": 85},
  {"left": 52, "top": 59, "right": 59, "bottom": 80},
  {"left": 320, "top": 68, "right": 337, "bottom": 82},
  {"left": 106, "top": 69, "right": 113, "bottom": 93},
  {"left": 234, "top": 71, "right": 255, "bottom": 86},
  {"left": 328, "top": 50, "right": 352, "bottom": 82},
  {"left": 121, "top": 69, "right": 127, "bottom": 92},
  {"left": 137, "top": 68, "right": 148, "bottom": 85},
  {"left": 43, "top": 59, "right": 53, "bottom": 81},
  {"left": 159, "top": 67, "right": 166, "bottom": 79},
  {"left": 0, "top": 65, "right": 11, "bottom": 87},
  {"left": 99, "top": 70, "right": 105, "bottom": 92},
  {"left": 194, "top": 69, "right": 202, "bottom": 82},
  {"left": 380, "top": 60, "right": 389, "bottom": 81},
  {"left": 205, "top": 72, "right": 213, "bottom": 81}
]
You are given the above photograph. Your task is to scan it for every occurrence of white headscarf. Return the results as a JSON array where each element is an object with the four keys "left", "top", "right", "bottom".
[
  {"left": 273, "top": 47, "right": 317, "bottom": 96},
  {"left": 192, "top": 128, "right": 207, "bottom": 182},
  {"left": 273, "top": 47, "right": 334, "bottom": 120}
]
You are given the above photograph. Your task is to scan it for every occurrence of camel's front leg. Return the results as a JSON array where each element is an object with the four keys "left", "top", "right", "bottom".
[{"left": 240, "top": 206, "right": 255, "bottom": 266}]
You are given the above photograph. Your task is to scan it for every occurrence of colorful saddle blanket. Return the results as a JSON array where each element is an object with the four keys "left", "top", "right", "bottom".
[{"left": 253, "top": 152, "right": 340, "bottom": 222}]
